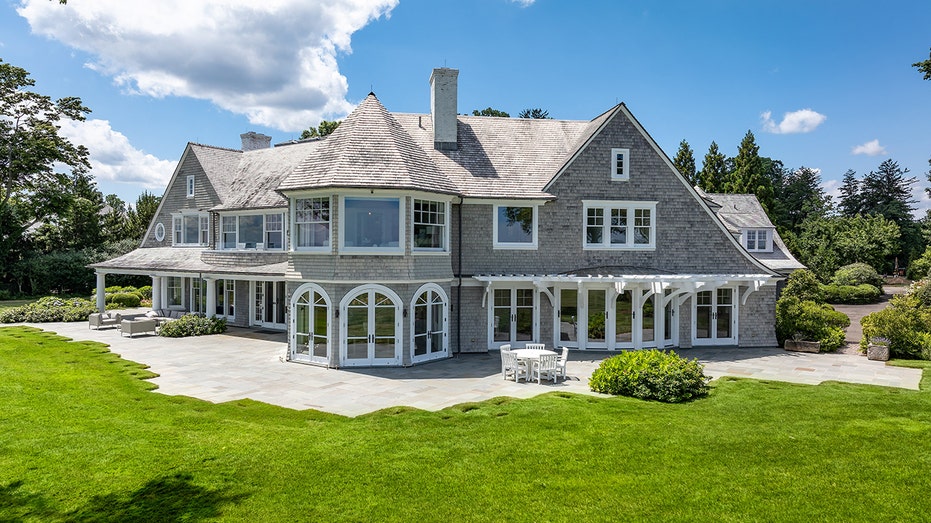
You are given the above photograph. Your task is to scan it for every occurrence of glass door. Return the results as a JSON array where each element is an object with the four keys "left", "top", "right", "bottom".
[
  {"left": 693, "top": 288, "right": 737, "bottom": 345},
  {"left": 292, "top": 285, "right": 329, "bottom": 365},
  {"left": 614, "top": 290, "right": 634, "bottom": 349},
  {"left": 558, "top": 289, "right": 578, "bottom": 347},
  {"left": 254, "top": 281, "right": 286, "bottom": 329},
  {"left": 490, "top": 288, "right": 534, "bottom": 348},
  {"left": 412, "top": 287, "right": 448, "bottom": 364},
  {"left": 587, "top": 289, "right": 607, "bottom": 348},
  {"left": 342, "top": 287, "right": 400, "bottom": 366}
]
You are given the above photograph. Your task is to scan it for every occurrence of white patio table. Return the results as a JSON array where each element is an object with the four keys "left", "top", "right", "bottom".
[{"left": 512, "top": 348, "right": 557, "bottom": 382}]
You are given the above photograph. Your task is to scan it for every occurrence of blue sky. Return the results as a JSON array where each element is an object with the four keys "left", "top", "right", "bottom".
[{"left": 2, "top": 0, "right": 930, "bottom": 212}]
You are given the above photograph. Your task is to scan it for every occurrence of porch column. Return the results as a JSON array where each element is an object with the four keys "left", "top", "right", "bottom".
[
  {"left": 205, "top": 278, "right": 217, "bottom": 318},
  {"left": 151, "top": 276, "right": 162, "bottom": 310},
  {"left": 95, "top": 271, "right": 106, "bottom": 313}
]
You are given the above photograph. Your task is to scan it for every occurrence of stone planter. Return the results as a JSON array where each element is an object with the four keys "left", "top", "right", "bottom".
[
  {"left": 784, "top": 340, "right": 821, "bottom": 353},
  {"left": 867, "top": 344, "right": 890, "bottom": 361}
]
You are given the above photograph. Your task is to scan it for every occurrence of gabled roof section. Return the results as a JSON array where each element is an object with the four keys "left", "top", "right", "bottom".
[
  {"left": 394, "top": 113, "right": 596, "bottom": 199},
  {"left": 187, "top": 143, "right": 242, "bottom": 203},
  {"left": 214, "top": 140, "right": 324, "bottom": 211},
  {"left": 278, "top": 94, "right": 458, "bottom": 195}
]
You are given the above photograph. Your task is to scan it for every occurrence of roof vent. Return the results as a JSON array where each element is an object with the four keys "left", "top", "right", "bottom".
[{"left": 240, "top": 131, "right": 272, "bottom": 151}]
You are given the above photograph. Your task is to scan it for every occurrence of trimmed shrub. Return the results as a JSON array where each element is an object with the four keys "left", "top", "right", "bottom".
[
  {"left": 108, "top": 292, "right": 142, "bottom": 308},
  {"left": 136, "top": 286, "right": 153, "bottom": 300},
  {"left": 159, "top": 315, "right": 227, "bottom": 338},
  {"left": 861, "top": 293, "right": 931, "bottom": 359},
  {"left": 832, "top": 263, "right": 884, "bottom": 289},
  {"left": 589, "top": 349, "right": 710, "bottom": 403},
  {"left": 781, "top": 269, "right": 824, "bottom": 303},
  {"left": 821, "top": 284, "right": 882, "bottom": 305},
  {"left": 0, "top": 297, "right": 97, "bottom": 323},
  {"left": 775, "top": 296, "right": 850, "bottom": 351}
]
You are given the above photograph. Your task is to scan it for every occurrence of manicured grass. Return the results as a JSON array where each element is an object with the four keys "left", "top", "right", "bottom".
[
  {"left": 2, "top": 326, "right": 931, "bottom": 521},
  {"left": 0, "top": 299, "right": 33, "bottom": 311}
]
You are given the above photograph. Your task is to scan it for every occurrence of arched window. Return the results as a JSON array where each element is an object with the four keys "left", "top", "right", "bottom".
[
  {"left": 290, "top": 283, "right": 330, "bottom": 365},
  {"left": 340, "top": 285, "right": 402, "bottom": 366}
]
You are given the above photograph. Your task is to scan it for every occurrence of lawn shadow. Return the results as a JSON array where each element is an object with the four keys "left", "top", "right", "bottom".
[
  {"left": 0, "top": 480, "right": 60, "bottom": 521},
  {"left": 66, "top": 473, "right": 247, "bottom": 523}
]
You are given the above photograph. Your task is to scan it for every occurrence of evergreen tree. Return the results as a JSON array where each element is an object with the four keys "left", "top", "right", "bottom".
[
  {"left": 300, "top": 120, "right": 341, "bottom": 139},
  {"left": 860, "top": 159, "right": 917, "bottom": 226},
  {"left": 837, "top": 169, "right": 861, "bottom": 217},
  {"left": 697, "top": 141, "right": 727, "bottom": 193},
  {"left": 126, "top": 191, "right": 162, "bottom": 241},
  {"left": 517, "top": 108, "right": 550, "bottom": 119},
  {"left": 726, "top": 130, "right": 774, "bottom": 212},
  {"left": 672, "top": 139, "right": 697, "bottom": 185},
  {"left": 778, "top": 167, "right": 832, "bottom": 233}
]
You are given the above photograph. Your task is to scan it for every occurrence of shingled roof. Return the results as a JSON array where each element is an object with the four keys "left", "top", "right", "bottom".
[
  {"left": 187, "top": 143, "right": 242, "bottom": 203},
  {"left": 214, "top": 139, "right": 323, "bottom": 211},
  {"left": 278, "top": 94, "right": 458, "bottom": 194}
]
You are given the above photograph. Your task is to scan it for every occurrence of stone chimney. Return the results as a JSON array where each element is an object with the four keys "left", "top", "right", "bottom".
[
  {"left": 240, "top": 131, "right": 272, "bottom": 151},
  {"left": 430, "top": 67, "right": 459, "bottom": 151}
]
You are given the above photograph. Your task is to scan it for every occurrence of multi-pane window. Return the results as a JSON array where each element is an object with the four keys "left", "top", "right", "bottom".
[
  {"left": 167, "top": 276, "right": 182, "bottom": 307},
  {"left": 172, "top": 214, "right": 209, "bottom": 246},
  {"left": 583, "top": 201, "right": 656, "bottom": 249},
  {"left": 413, "top": 199, "right": 446, "bottom": 250},
  {"left": 215, "top": 279, "right": 235, "bottom": 318},
  {"left": 611, "top": 148, "right": 630, "bottom": 181},
  {"left": 494, "top": 205, "right": 536, "bottom": 248},
  {"left": 186, "top": 175, "right": 195, "bottom": 198},
  {"left": 744, "top": 229, "right": 771, "bottom": 252},
  {"left": 219, "top": 213, "right": 285, "bottom": 250},
  {"left": 294, "top": 197, "right": 330, "bottom": 249}
]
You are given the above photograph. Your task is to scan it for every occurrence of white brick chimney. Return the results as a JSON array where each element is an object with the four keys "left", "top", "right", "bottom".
[
  {"left": 430, "top": 67, "right": 459, "bottom": 151},
  {"left": 240, "top": 131, "right": 272, "bottom": 151}
]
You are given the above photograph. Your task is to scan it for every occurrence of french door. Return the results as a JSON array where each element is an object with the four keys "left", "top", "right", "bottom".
[
  {"left": 254, "top": 281, "right": 286, "bottom": 329},
  {"left": 693, "top": 288, "right": 737, "bottom": 345},
  {"left": 411, "top": 286, "right": 448, "bottom": 364},
  {"left": 491, "top": 288, "right": 534, "bottom": 348},
  {"left": 291, "top": 284, "right": 330, "bottom": 365},
  {"left": 342, "top": 287, "right": 401, "bottom": 366},
  {"left": 559, "top": 287, "right": 656, "bottom": 350}
]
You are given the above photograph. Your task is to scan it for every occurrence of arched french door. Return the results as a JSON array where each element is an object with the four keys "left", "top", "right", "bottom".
[
  {"left": 290, "top": 283, "right": 331, "bottom": 365},
  {"left": 340, "top": 285, "right": 402, "bottom": 366},
  {"left": 411, "top": 284, "right": 449, "bottom": 364}
]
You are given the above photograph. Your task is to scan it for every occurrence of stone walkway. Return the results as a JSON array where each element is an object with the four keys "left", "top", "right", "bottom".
[{"left": 9, "top": 311, "right": 921, "bottom": 417}]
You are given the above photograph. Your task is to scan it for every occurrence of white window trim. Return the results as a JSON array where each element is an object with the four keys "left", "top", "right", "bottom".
[
  {"left": 186, "top": 175, "right": 195, "bottom": 198},
  {"left": 154, "top": 222, "right": 166, "bottom": 242},
  {"left": 411, "top": 199, "right": 450, "bottom": 254},
  {"left": 339, "top": 196, "right": 405, "bottom": 255},
  {"left": 493, "top": 204, "right": 539, "bottom": 250},
  {"left": 218, "top": 211, "right": 286, "bottom": 251},
  {"left": 582, "top": 200, "right": 657, "bottom": 251},
  {"left": 611, "top": 148, "right": 630, "bottom": 181},
  {"left": 742, "top": 228, "right": 774, "bottom": 253},
  {"left": 171, "top": 212, "right": 210, "bottom": 247},
  {"left": 291, "top": 196, "right": 332, "bottom": 253}
]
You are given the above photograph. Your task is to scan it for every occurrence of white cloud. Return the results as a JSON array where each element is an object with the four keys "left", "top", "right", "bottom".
[
  {"left": 510, "top": 0, "right": 536, "bottom": 6},
  {"left": 760, "top": 108, "right": 827, "bottom": 134},
  {"left": 58, "top": 119, "right": 175, "bottom": 190},
  {"left": 852, "top": 139, "right": 887, "bottom": 156},
  {"left": 17, "top": 0, "right": 398, "bottom": 131}
]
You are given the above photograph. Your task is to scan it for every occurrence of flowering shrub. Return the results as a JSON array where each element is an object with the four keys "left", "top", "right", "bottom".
[
  {"left": 589, "top": 349, "right": 710, "bottom": 403},
  {"left": 158, "top": 315, "right": 227, "bottom": 338},
  {"left": 0, "top": 297, "right": 97, "bottom": 323}
]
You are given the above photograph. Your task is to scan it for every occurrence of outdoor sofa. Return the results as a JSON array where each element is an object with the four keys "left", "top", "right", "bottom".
[
  {"left": 120, "top": 318, "right": 158, "bottom": 337},
  {"left": 88, "top": 312, "right": 122, "bottom": 330}
]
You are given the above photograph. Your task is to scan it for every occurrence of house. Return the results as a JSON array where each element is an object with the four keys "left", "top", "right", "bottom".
[{"left": 92, "top": 67, "right": 784, "bottom": 368}]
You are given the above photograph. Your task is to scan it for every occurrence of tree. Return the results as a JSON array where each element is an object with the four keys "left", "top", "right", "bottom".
[
  {"left": 126, "top": 190, "right": 161, "bottom": 241},
  {"left": 471, "top": 107, "right": 510, "bottom": 117},
  {"left": 518, "top": 108, "right": 550, "bottom": 119},
  {"left": 300, "top": 120, "right": 341, "bottom": 139},
  {"left": 859, "top": 159, "right": 917, "bottom": 227},
  {"left": 725, "top": 130, "right": 774, "bottom": 213},
  {"left": 696, "top": 141, "right": 727, "bottom": 193},
  {"left": 914, "top": 47, "right": 931, "bottom": 80},
  {"left": 777, "top": 167, "right": 831, "bottom": 234},
  {"left": 672, "top": 140, "right": 697, "bottom": 185},
  {"left": 795, "top": 214, "right": 900, "bottom": 279},
  {"left": 837, "top": 169, "right": 861, "bottom": 217},
  {"left": 101, "top": 193, "right": 129, "bottom": 244}
]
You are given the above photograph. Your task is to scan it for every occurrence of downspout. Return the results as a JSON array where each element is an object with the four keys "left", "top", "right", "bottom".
[{"left": 455, "top": 196, "right": 463, "bottom": 356}]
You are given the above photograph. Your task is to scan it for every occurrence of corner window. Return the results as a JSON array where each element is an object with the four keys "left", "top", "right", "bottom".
[
  {"left": 294, "top": 197, "right": 330, "bottom": 250},
  {"left": 186, "top": 175, "right": 195, "bottom": 198},
  {"left": 220, "top": 213, "right": 285, "bottom": 250},
  {"left": 341, "top": 197, "right": 403, "bottom": 253},
  {"left": 494, "top": 205, "right": 537, "bottom": 249},
  {"left": 583, "top": 201, "right": 656, "bottom": 250},
  {"left": 171, "top": 213, "right": 209, "bottom": 246},
  {"left": 611, "top": 148, "right": 630, "bottom": 181},
  {"left": 744, "top": 229, "right": 772, "bottom": 252},
  {"left": 413, "top": 199, "right": 447, "bottom": 251}
]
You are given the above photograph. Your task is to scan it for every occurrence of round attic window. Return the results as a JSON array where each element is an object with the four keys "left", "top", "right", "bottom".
[{"left": 154, "top": 223, "right": 165, "bottom": 242}]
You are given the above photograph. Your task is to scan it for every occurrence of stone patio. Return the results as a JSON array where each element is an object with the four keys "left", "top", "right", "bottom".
[{"left": 13, "top": 314, "right": 924, "bottom": 417}]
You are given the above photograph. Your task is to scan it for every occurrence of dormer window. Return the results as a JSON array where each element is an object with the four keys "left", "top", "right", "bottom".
[
  {"left": 611, "top": 148, "right": 630, "bottom": 181},
  {"left": 186, "top": 175, "right": 195, "bottom": 198},
  {"left": 743, "top": 228, "right": 772, "bottom": 252}
]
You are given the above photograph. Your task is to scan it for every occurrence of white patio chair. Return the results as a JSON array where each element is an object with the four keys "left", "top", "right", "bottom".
[
  {"left": 555, "top": 346, "right": 569, "bottom": 380},
  {"left": 525, "top": 343, "right": 546, "bottom": 351},
  {"left": 501, "top": 349, "right": 528, "bottom": 382},
  {"left": 499, "top": 344, "right": 512, "bottom": 378},
  {"left": 533, "top": 353, "right": 559, "bottom": 384}
]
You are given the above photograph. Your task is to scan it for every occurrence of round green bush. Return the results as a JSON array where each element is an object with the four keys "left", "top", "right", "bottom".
[
  {"left": 159, "top": 315, "right": 227, "bottom": 338},
  {"left": 832, "top": 263, "right": 883, "bottom": 288},
  {"left": 589, "top": 349, "right": 709, "bottom": 403},
  {"left": 108, "top": 292, "right": 142, "bottom": 308},
  {"left": 782, "top": 269, "right": 824, "bottom": 303}
]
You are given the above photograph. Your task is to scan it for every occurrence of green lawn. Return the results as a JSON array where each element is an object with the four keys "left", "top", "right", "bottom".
[
  {"left": 0, "top": 299, "right": 34, "bottom": 311},
  {"left": 2, "top": 326, "right": 931, "bottom": 522}
]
